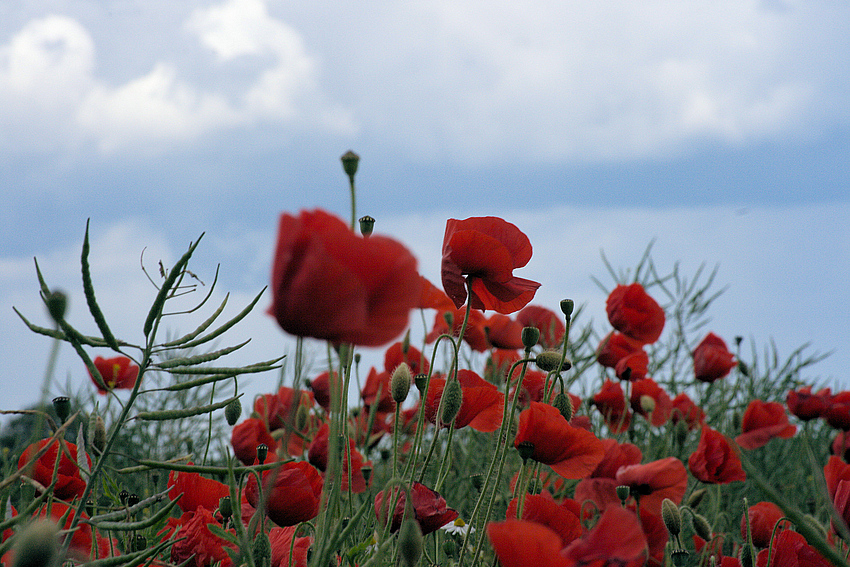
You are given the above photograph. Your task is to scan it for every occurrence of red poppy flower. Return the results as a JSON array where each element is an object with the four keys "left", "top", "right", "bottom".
[
  {"left": 615, "top": 349, "right": 649, "bottom": 381},
  {"left": 308, "top": 371, "right": 337, "bottom": 412},
  {"left": 89, "top": 355, "right": 139, "bottom": 394},
  {"left": 671, "top": 392, "right": 706, "bottom": 430},
  {"left": 786, "top": 386, "right": 831, "bottom": 421},
  {"left": 270, "top": 526, "right": 312, "bottom": 567},
  {"left": 169, "top": 506, "right": 236, "bottom": 567},
  {"left": 694, "top": 333, "right": 737, "bottom": 383},
  {"left": 825, "top": 392, "right": 850, "bottom": 431},
  {"left": 417, "top": 275, "right": 455, "bottom": 311},
  {"left": 231, "top": 417, "right": 277, "bottom": 466},
  {"left": 742, "top": 501, "right": 790, "bottom": 548},
  {"left": 517, "top": 305, "right": 566, "bottom": 349},
  {"left": 17, "top": 439, "right": 90, "bottom": 501},
  {"left": 254, "top": 387, "right": 315, "bottom": 432},
  {"left": 596, "top": 331, "right": 644, "bottom": 369},
  {"left": 592, "top": 379, "right": 632, "bottom": 433},
  {"left": 629, "top": 378, "right": 673, "bottom": 427},
  {"left": 268, "top": 209, "right": 420, "bottom": 346},
  {"left": 605, "top": 283, "right": 665, "bottom": 344},
  {"left": 424, "top": 370, "right": 504, "bottom": 431},
  {"left": 615, "top": 457, "right": 688, "bottom": 516},
  {"left": 506, "top": 493, "right": 583, "bottom": 547},
  {"left": 823, "top": 455, "right": 850, "bottom": 500},
  {"left": 33, "top": 501, "right": 112, "bottom": 562},
  {"left": 833, "top": 479, "right": 850, "bottom": 536},
  {"left": 384, "top": 341, "right": 429, "bottom": 376},
  {"left": 441, "top": 216, "right": 541, "bottom": 314},
  {"left": 755, "top": 530, "right": 830, "bottom": 567},
  {"left": 488, "top": 519, "right": 570, "bottom": 567},
  {"left": 515, "top": 401, "right": 605, "bottom": 479},
  {"left": 735, "top": 399, "right": 796, "bottom": 450},
  {"left": 484, "top": 313, "right": 525, "bottom": 350},
  {"left": 168, "top": 465, "right": 231, "bottom": 513},
  {"left": 361, "top": 367, "right": 394, "bottom": 413},
  {"left": 375, "top": 481, "right": 458, "bottom": 534},
  {"left": 562, "top": 505, "right": 648, "bottom": 567},
  {"left": 508, "top": 368, "right": 547, "bottom": 408},
  {"left": 308, "top": 423, "right": 370, "bottom": 493},
  {"left": 426, "top": 307, "right": 490, "bottom": 352},
  {"left": 245, "top": 461, "right": 323, "bottom": 527},
  {"left": 688, "top": 426, "right": 746, "bottom": 484}
]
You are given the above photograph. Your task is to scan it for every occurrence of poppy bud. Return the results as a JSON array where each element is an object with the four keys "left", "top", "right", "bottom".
[
  {"left": 52, "top": 396, "right": 70, "bottom": 424},
  {"left": 551, "top": 393, "right": 573, "bottom": 422},
  {"left": 359, "top": 215, "right": 375, "bottom": 237},
  {"left": 661, "top": 499, "right": 682, "bottom": 536},
  {"left": 391, "top": 363, "right": 413, "bottom": 404},
  {"left": 45, "top": 289, "right": 67, "bottom": 323},
  {"left": 252, "top": 532, "right": 271, "bottom": 567},
  {"left": 521, "top": 326, "right": 540, "bottom": 350},
  {"left": 560, "top": 299, "right": 574, "bottom": 318},
  {"left": 740, "top": 543, "right": 754, "bottom": 567},
  {"left": 639, "top": 395, "right": 655, "bottom": 415},
  {"left": 340, "top": 150, "right": 360, "bottom": 178},
  {"left": 401, "top": 329, "right": 410, "bottom": 353},
  {"left": 687, "top": 488, "right": 708, "bottom": 509},
  {"left": 398, "top": 518, "right": 423, "bottom": 567},
  {"left": 295, "top": 404, "right": 309, "bottom": 431},
  {"left": 691, "top": 513, "right": 712, "bottom": 541},
  {"left": 440, "top": 380, "right": 463, "bottom": 426},
  {"left": 256, "top": 443, "right": 269, "bottom": 465},
  {"left": 11, "top": 519, "right": 59, "bottom": 567},
  {"left": 90, "top": 413, "right": 106, "bottom": 456},
  {"left": 224, "top": 398, "right": 242, "bottom": 426},
  {"left": 535, "top": 350, "right": 568, "bottom": 372},
  {"left": 443, "top": 538, "right": 457, "bottom": 557}
]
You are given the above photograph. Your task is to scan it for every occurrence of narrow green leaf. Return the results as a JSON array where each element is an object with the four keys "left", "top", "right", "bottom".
[
  {"left": 161, "top": 292, "right": 229, "bottom": 347},
  {"left": 88, "top": 497, "right": 181, "bottom": 531},
  {"left": 81, "top": 219, "right": 119, "bottom": 349},
  {"left": 207, "top": 522, "right": 239, "bottom": 545},
  {"left": 144, "top": 234, "right": 204, "bottom": 337},
  {"left": 82, "top": 538, "right": 174, "bottom": 567},
  {"left": 156, "top": 339, "right": 250, "bottom": 369},
  {"left": 178, "top": 287, "right": 266, "bottom": 349},
  {"left": 135, "top": 394, "right": 241, "bottom": 421}
]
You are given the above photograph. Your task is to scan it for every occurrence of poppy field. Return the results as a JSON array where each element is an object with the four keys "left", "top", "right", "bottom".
[{"left": 0, "top": 153, "right": 843, "bottom": 567}]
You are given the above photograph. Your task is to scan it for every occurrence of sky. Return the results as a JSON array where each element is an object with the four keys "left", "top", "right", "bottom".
[{"left": 1, "top": 0, "right": 848, "bottom": 421}]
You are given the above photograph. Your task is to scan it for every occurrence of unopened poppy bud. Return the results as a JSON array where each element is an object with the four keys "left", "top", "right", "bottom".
[
  {"left": 661, "top": 499, "right": 682, "bottom": 536},
  {"left": 219, "top": 496, "right": 233, "bottom": 519},
  {"left": 391, "top": 362, "right": 413, "bottom": 404},
  {"left": 560, "top": 299, "right": 574, "bottom": 318},
  {"left": 674, "top": 420, "right": 688, "bottom": 446},
  {"left": 691, "top": 513, "right": 712, "bottom": 541},
  {"left": 521, "top": 326, "right": 540, "bottom": 350},
  {"left": 341, "top": 150, "right": 360, "bottom": 178},
  {"left": 359, "top": 215, "right": 375, "bottom": 237},
  {"left": 536, "top": 350, "right": 568, "bottom": 372},
  {"left": 224, "top": 398, "right": 242, "bottom": 426},
  {"left": 90, "top": 413, "right": 106, "bottom": 456},
  {"left": 732, "top": 411, "right": 742, "bottom": 431},
  {"left": 295, "top": 404, "right": 309, "bottom": 431},
  {"left": 440, "top": 379, "right": 463, "bottom": 426},
  {"left": 616, "top": 485, "right": 631, "bottom": 503},
  {"left": 740, "top": 543, "right": 754, "bottom": 567},
  {"left": 803, "top": 514, "right": 828, "bottom": 540},
  {"left": 671, "top": 549, "right": 690, "bottom": 567},
  {"left": 443, "top": 311, "right": 454, "bottom": 329},
  {"left": 516, "top": 441, "right": 534, "bottom": 462},
  {"left": 737, "top": 360, "right": 750, "bottom": 377},
  {"left": 252, "top": 532, "right": 271, "bottom": 567},
  {"left": 414, "top": 373, "right": 428, "bottom": 393},
  {"left": 640, "top": 395, "right": 656, "bottom": 415},
  {"left": 45, "top": 290, "right": 67, "bottom": 323},
  {"left": 402, "top": 329, "right": 410, "bottom": 353},
  {"left": 687, "top": 488, "right": 708, "bottom": 509},
  {"left": 52, "top": 396, "right": 70, "bottom": 423},
  {"left": 256, "top": 443, "right": 268, "bottom": 464},
  {"left": 398, "top": 518, "right": 423, "bottom": 567},
  {"left": 11, "top": 519, "right": 59, "bottom": 567},
  {"left": 552, "top": 393, "right": 573, "bottom": 422}
]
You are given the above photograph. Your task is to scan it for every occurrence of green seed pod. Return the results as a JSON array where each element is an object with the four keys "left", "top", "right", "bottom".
[
  {"left": 391, "top": 362, "right": 413, "bottom": 404},
  {"left": 44, "top": 290, "right": 68, "bottom": 324},
  {"left": 443, "top": 537, "right": 458, "bottom": 558},
  {"left": 521, "top": 326, "right": 540, "bottom": 350},
  {"left": 552, "top": 393, "right": 573, "bottom": 422},
  {"left": 90, "top": 413, "right": 106, "bottom": 456},
  {"left": 11, "top": 519, "right": 59, "bottom": 567},
  {"left": 132, "top": 534, "right": 147, "bottom": 553},
  {"left": 671, "top": 549, "right": 690, "bottom": 567},
  {"left": 516, "top": 441, "right": 535, "bottom": 462},
  {"left": 256, "top": 443, "right": 269, "bottom": 465},
  {"left": 661, "top": 498, "right": 682, "bottom": 537},
  {"left": 341, "top": 150, "right": 360, "bottom": 178},
  {"left": 615, "top": 485, "right": 631, "bottom": 503},
  {"left": 398, "top": 518, "right": 423, "bottom": 567},
  {"left": 440, "top": 379, "right": 463, "bottom": 426},
  {"left": 224, "top": 398, "right": 242, "bottom": 426},
  {"left": 359, "top": 215, "right": 375, "bottom": 237},
  {"left": 414, "top": 373, "right": 428, "bottom": 393},
  {"left": 219, "top": 496, "right": 233, "bottom": 519},
  {"left": 252, "top": 532, "right": 271, "bottom": 567},
  {"left": 52, "top": 397, "right": 70, "bottom": 424},
  {"left": 560, "top": 299, "right": 574, "bottom": 318}
]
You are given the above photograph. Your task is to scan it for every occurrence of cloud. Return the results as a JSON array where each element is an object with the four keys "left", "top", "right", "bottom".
[{"left": 0, "top": 0, "right": 351, "bottom": 155}]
